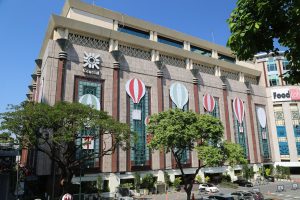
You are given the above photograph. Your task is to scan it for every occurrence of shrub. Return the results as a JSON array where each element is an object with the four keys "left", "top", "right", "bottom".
[
  {"left": 173, "top": 177, "right": 182, "bottom": 190},
  {"left": 164, "top": 171, "right": 171, "bottom": 187},
  {"left": 205, "top": 176, "right": 210, "bottom": 183},
  {"left": 221, "top": 174, "right": 231, "bottom": 182},
  {"left": 120, "top": 183, "right": 133, "bottom": 189},
  {"left": 141, "top": 174, "right": 155, "bottom": 190},
  {"left": 134, "top": 173, "right": 141, "bottom": 191},
  {"left": 195, "top": 175, "right": 202, "bottom": 183}
]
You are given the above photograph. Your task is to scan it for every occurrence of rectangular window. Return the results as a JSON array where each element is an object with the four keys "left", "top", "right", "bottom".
[
  {"left": 274, "top": 104, "right": 290, "bottom": 157},
  {"left": 268, "top": 74, "right": 279, "bottom": 86},
  {"left": 158, "top": 35, "right": 183, "bottom": 48},
  {"left": 218, "top": 54, "right": 236, "bottom": 63},
  {"left": 232, "top": 100, "right": 248, "bottom": 158},
  {"left": 129, "top": 87, "right": 151, "bottom": 166},
  {"left": 171, "top": 97, "right": 190, "bottom": 164},
  {"left": 76, "top": 79, "right": 102, "bottom": 168},
  {"left": 282, "top": 59, "right": 290, "bottom": 71},
  {"left": 290, "top": 104, "right": 300, "bottom": 136},
  {"left": 296, "top": 142, "right": 300, "bottom": 155},
  {"left": 267, "top": 58, "right": 277, "bottom": 72},
  {"left": 118, "top": 25, "right": 150, "bottom": 39},
  {"left": 190, "top": 45, "right": 212, "bottom": 57},
  {"left": 255, "top": 105, "right": 270, "bottom": 159}
]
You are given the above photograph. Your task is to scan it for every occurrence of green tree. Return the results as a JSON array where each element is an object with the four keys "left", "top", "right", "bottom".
[
  {"left": 0, "top": 101, "right": 130, "bottom": 193},
  {"left": 227, "top": 0, "right": 300, "bottom": 84},
  {"left": 147, "top": 109, "right": 224, "bottom": 200}
]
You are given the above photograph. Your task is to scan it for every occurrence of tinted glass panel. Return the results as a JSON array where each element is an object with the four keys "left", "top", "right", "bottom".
[
  {"left": 158, "top": 35, "right": 183, "bottom": 48},
  {"left": 118, "top": 25, "right": 150, "bottom": 39},
  {"left": 191, "top": 45, "right": 212, "bottom": 57}
]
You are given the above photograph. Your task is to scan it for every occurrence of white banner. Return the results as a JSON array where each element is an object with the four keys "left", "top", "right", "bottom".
[
  {"left": 82, "top": 137, "right": 94, "bottom": 150},
  {"left": 272, "top": 88, "right": 291, "bottom": 102}
]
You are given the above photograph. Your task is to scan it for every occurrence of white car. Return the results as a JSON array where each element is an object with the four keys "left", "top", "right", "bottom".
[{"left": 198, "top": 183, "right": 219, "bottom": 193}]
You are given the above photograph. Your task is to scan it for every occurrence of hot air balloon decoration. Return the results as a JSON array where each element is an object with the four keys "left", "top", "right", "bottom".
[
  {"left": 233, "top": 97, "right": 245, "bottom": 133},
  {"left": 170, "top": 82, "right": 189, "bottom": 109},
  {"left": 257, "top": 107, "right": 267, "bottom": 139},
  {"left": 125, "top": 78, "right": 146, "bottom": 120},
  {"left": 79, "top": 94, "right": 101, "bottom": 111},
  {"left": 203, "top": 94, "right": 215, "bottom": 113}
]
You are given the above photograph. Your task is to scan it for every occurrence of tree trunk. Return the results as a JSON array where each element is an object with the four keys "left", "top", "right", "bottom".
[
  {"left": 61, "top": 167, "right": 73, "bottom": 194},
  {"left": 186, "top": 189, "right": 192, "bottom": 200}
]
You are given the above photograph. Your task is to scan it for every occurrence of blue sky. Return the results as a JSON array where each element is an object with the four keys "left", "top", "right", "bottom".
[{"left": 0, "top": 0, "right": 236, "bottom": 113}]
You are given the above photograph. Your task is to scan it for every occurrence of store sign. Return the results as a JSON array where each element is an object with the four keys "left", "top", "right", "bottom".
[{"left": 272, "top": 88, "right": 300, "bottom": 102}]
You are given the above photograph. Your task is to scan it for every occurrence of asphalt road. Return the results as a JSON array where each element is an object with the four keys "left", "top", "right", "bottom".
[{"left": 139, "top": 181, "right": 300, "bottom": 200}]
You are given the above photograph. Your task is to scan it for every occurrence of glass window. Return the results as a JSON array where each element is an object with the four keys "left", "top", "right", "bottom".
[
  {"left": 255, "top": 106, "right": 270, "bottom": 159},
  {"left": 267, "top": 58, "right": 277, "bottom": 72},
  {"left": 282, "top": 59, "right": 290, "bottom": 71},
  {"left": 218, "top": 54, "right": 236, "bottom": 63},
  {"left": 290, "top": 104, "right": 300, "bottom": 137},
  {"left": 158, "top": 35, "right": 183, "bottom": 48},
  {"left": 129, "top": 87, "right": 151, "bottom": 166},
  {"left": 191, "top": 45, "right": 212, "bottom": 57},
  {"left": 118, "top": 25, "right": 150, "bottom": 39},
  {"left": 232, "top": 100, "right": 248, "bottom": 158},
  {"left": 279, "top": 142, "right": 289, "bottom": 155},
  {"left": 268, "top": 74, "right": 279, "bottom": 86},
  {"left": 171, "top": 96, "right": 189, "bottom": 164},
  {"left": 296, "top": 142, "right": 300, "bottom": 155},
  {"left": 77, "top": 80, "right": 101, "bottom": 168}
]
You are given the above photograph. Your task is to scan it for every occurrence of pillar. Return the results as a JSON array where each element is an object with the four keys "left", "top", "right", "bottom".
[{"left": 222, "top": 84, "right": 232, "bottom": 141}]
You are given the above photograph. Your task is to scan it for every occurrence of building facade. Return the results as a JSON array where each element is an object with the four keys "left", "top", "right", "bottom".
[
  {"left": 256, "top": 53, "right": 300, "bottom": 173},
  {"left": 24, "top": 0, "right": 279, "bottom": 193}
]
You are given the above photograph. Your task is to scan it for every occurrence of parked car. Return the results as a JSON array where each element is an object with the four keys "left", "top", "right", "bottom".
[
  {"left": 231, "top": 191, "right": 254, "bottom": 200},
  {"left": 199, "top": 183, "right": 219, "bottom": 193},
  {"left": 248, "top": 191, "right": 264, "bottom": 200},
  {"left": 208, "top": 194, "right": 235, "bottom": 200},
  {"left": 233, "top": 180, "right": 253, "bottom": 187}
]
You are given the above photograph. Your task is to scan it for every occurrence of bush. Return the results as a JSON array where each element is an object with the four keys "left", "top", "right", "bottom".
[
  {"left": 221, "top": 174, "right": 231, "bottom": 182},
  {"left": 120, "top": 183, "right": 133, "bottom": 189},
  {"left": 141, "top": 174, "right": 155, "bottom": 190},
  {"left": 164, "top": 171, "right": 171, "bottom": 187},
  {"left": 219, "top": 181, "right": 239, "bottom": 189},
  {"left": 134, "top": 173, "right": 141, "bottom": 191},
  {"left": 205, "top": 176, "right": 210, "bottom": 183},
  {"left": 195, "top": 175, "right": 202, "bottom": 183},
  {"left": 173, "top": 177, "right": 181, "bottom": 190}
]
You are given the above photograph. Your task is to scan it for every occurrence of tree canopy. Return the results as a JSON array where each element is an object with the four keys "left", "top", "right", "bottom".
[
  {"left": 0, "top": 101, "right": 130, "bottom": 193},
  {"left": 147, "top": 109, "right": 245, "bottom": 200},
  {"left": 227, "top": 0, "right": 300, "bottom": 84}
]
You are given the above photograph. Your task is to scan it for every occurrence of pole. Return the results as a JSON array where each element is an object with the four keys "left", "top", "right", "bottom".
[{"left": 79, "top": 163, "right": 82, "bottom": 200}]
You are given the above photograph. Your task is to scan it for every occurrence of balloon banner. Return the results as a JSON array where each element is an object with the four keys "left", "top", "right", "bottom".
[
  {"left": 256, "top": 107, "right": 267, "bottom": 128},
  {"left": 125, "top": 78, "right": 146, "bottom": 104},
  {"left": 79, "top": 94, "right": 100, "bottom": 111},
  {"left": 62, "top": 193, "right": 73, "bottom": 200},
  {"left": 233, "top": 97, "right": 245, "bottom": 124},
  {"left": 170, "top": 82, "right": 189, "bottom": 109},
  {"left": 203, "top": 94, "right": 215, "bottom": 112}
]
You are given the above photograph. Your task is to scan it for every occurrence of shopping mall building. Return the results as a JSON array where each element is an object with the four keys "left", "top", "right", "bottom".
[{"left": 24, "top": 0, "right": 300, "bottom": 194}]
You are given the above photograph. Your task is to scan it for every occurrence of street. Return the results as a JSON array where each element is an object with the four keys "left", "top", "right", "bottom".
[{"left": 137, "top": 181, "right": 300, "bottom": 200}]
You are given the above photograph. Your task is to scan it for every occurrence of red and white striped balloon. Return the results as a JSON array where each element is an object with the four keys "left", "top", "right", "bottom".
[
  {"left": 203, "top": 94, "right": 215, "bottom": 112},
  {"left": 233, "top": 97, "right": 245, "bottom": 125},
  {"left": 125, "top": 78, "right": 146, "bottom": 104}
]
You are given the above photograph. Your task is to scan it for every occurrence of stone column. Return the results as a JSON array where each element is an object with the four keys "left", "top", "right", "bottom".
[
  {"left": 247, "top": 88, "right": 259, "bottom": 163},
  {"left": 111, "top": 61, "right": 120, "bottom": 173},
  {"left": 155, "top": 60, "right": 165, "bottom": 170},
  {"left": 55, "top": 39, "right": 68, "bottom": 103},
  {"left": 222, "top": 83, "right": 232, "bottom": 141}
]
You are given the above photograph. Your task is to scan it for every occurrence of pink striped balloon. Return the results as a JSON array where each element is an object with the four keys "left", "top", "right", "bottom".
[
  {"left": 125, "top": 78, "right": 146, "bottom": 104},
  {"left": 203, "top": 94, "right": 215, "bottom": 112},
  {"left": 233, "top": 97, "right": 245, "bottom": 124}
]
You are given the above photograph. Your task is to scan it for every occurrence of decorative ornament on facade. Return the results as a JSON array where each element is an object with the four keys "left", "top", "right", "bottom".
[
  {"left": 170, "top": 82, "right": 189, "bottom": 109},
  {"left": 203, "top": 94, "right": 215, "bottom": 112},
  {"left": 257, "top": 107, "right": 267, "bottom": 140},
  {"left": 233, "top": 97, "right": 245, "bottom": 133},
  {"left": 79, "top": 94, "right": 100, "bottom": 111},
  {"left": 83, "top": 52, "right": 100, "bottom": 75},
  {"left": 125, "top": 78, "right": 146, "bottom": 104},
  {"left": 126, "top": 78, "right": 146, "bottom": 120}
]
